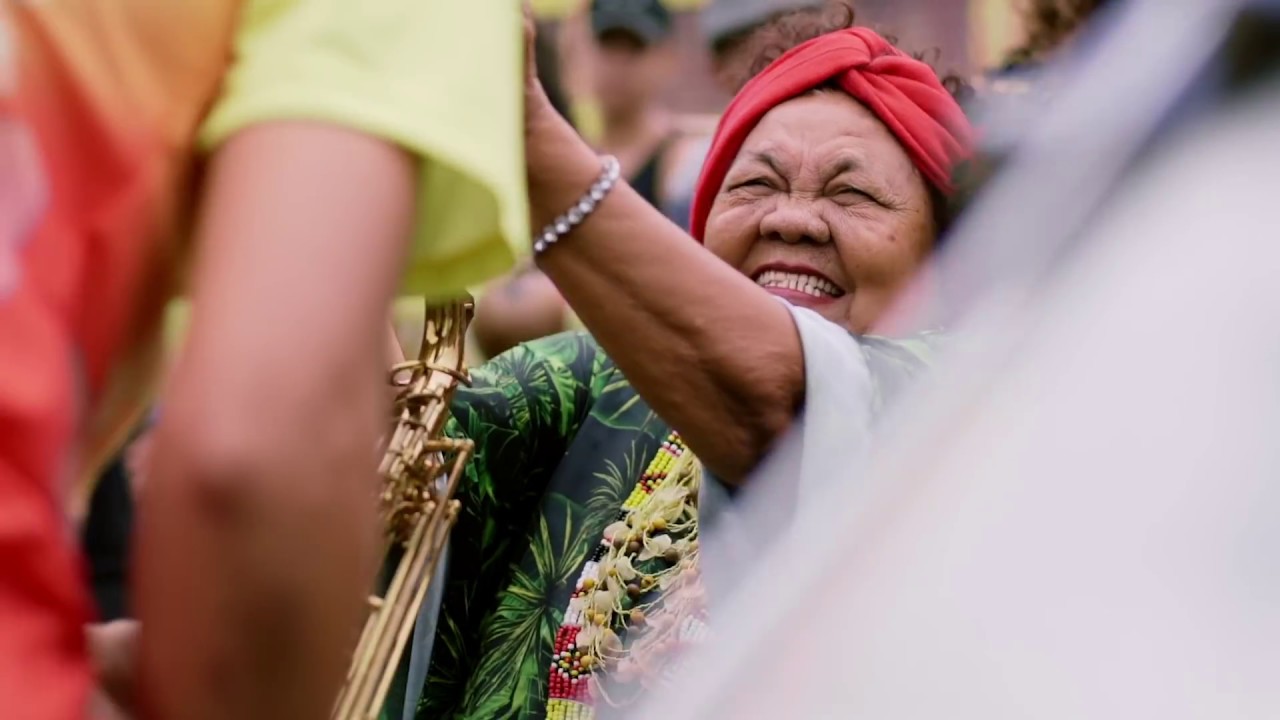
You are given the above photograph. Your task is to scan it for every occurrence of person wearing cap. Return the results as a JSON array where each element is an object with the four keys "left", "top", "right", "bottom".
[
  {"left": 703, "top": 0, "right": 829, "bottom": 92},
  {"left": 662, "top": 0, "right": 826, "bottom": 230},
  {"left": 586, "top": 0, "right": 683, "bottom": 210},
  {"left": 402, "top": 3, "right": 972, "bottom": 719}
]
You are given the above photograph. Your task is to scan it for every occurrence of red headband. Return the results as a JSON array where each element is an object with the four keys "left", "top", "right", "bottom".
[{"left": 690, "top": 27, "right": 974, "bottom": 241}]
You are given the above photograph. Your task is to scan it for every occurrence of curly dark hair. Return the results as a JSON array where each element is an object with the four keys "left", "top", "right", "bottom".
[
  {"left": 727, "top": 0, "right": 969, "bottom": 234},
  {"left": 734, "top": 1, "right": 972, "bottom": 104},
  {"left": 1002, "top": 0, "right": 1112, "bottom": 70}
]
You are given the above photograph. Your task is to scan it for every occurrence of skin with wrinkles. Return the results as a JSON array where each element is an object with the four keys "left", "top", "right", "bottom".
[{"left": 704, "top": 90, "right": 935, "bottom": 333}]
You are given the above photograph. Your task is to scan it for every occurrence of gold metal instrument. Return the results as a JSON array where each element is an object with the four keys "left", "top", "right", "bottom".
[{"left": 333, "top": 298, "right": 475, "bottom": 720}]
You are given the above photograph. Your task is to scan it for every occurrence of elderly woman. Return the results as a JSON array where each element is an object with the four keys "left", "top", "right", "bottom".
[{"left": 404, "top": 4, "right": 973, "bottom": 719}]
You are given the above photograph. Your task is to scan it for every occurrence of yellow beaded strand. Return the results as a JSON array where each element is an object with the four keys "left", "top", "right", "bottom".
[
  {"left": 621, "top": 435, "right": 685, "bottom": 510},
  {"left": 545, "top": 432, "right": 689, "bottom": 720}
]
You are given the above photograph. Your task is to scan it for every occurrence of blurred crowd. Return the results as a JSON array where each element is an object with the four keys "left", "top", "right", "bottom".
[
  {"left": 82, "top": 0, "right": 1109, "bottom": 678},
  {"left": 464, "top": 0, "right": 1105, "bottom": 361},
  {"left": 7, "top": 0, "right": 1276, "bottom": 717}
]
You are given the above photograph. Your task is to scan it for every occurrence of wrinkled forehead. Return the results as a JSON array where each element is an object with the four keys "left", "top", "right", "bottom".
[{"left": 730, "top": 92, "right": 919, "bottom": 177}]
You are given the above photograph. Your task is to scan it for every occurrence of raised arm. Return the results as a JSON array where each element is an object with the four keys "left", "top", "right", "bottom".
[
  {"left": 524, "top": 85, "right": 803, "bottom": 484},
  {"left": 137, "top": 124, "right": 411, "bottom": 720}
]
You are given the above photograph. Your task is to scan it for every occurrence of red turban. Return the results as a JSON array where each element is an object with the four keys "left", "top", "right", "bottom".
[{"left": 690, "top": 27, "right": 974, "bottom": 241}]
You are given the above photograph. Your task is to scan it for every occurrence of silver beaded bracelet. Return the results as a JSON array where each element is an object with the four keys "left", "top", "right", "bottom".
[{"left": 532, "top": 155, "right": 621, "bottom": 255}]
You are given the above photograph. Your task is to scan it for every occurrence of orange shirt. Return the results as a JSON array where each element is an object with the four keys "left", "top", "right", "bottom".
[
  {"left": 2, "top": 4, "right": 239, "bottom": 716},
  {"left": 0, "top": 0, "right": 525, "bottom": 716}
]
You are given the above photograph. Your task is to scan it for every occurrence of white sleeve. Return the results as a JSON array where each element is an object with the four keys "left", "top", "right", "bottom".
[
  {"left": 697, "top": 302, "right": 875, "bottom": 602},
  {"left": 699, "top": 302, "right": 874, "bottom": 515},
  {"left": 784, "top": 303, "right": 876, "bottom": 511}
]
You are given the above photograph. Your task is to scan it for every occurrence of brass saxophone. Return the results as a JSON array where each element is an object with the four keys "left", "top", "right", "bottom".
[{"left": 333, "top": 298, "right": 475, "bottom": 720}]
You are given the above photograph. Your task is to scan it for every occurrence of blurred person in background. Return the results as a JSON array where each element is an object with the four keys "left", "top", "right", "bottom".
[
  {"left": 397, "top": 4, "right": 973, "bottom": 719},
  {"left": 589, "top": 0, "right": 683, "bottom": 211},
  {"left": 999, "top": 0, "right": 1115, "bottom": 76},
  {"left": 664, "top": 0, "right": 828, "bottom": 231},
  {"left": 958, "top": 0, "right": 1117, "bottom": 218},
  {"left": 704, "top": 0, "right": 828, "bottom": 92},
  {"left": 470, "top": 261, "right": 571, "bottom": 359},
  {"left": 0, "top": 2, "right": 525, "bottom": 719},
  {"left": 537, "top": 16, "right": 577, "bottom": 127}
]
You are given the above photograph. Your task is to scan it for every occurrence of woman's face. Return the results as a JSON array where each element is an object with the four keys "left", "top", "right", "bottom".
[
  {"left": 591, "top": 31, "right": 672, "bottom": 118},
  {"left": 703, "top": 91, "right": 937, "bottom": 333}
]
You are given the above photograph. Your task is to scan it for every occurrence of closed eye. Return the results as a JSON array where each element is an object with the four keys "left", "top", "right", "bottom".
[
  {"left": 733, "top": 177, "right": 775, "bottom": 190},
  {"left": 832, "top": 185, "right": 883, "bottom": 205}
]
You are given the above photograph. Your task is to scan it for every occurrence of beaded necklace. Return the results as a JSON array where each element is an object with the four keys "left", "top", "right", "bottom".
[{"left": 544, "top": 432, "right": 708, "bottom": 720}]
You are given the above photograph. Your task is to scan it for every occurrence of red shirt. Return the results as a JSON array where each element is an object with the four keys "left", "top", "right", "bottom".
[{"left": 1, "top": 2, "right": 239, "bottom": 716}]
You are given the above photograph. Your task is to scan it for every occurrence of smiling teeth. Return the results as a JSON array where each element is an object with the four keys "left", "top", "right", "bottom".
[{"left": 755, "top": 270, "right": 843, "bottom": 298}]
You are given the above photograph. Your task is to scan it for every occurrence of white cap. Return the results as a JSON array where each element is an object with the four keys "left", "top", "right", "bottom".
[{"left": 700, "top": 0, "right": 826, "bottom": 49}]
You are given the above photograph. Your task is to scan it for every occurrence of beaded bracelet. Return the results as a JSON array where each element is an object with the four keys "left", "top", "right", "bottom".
[{"left": 533, "top": 155, "right": 621, "bottom": 255}]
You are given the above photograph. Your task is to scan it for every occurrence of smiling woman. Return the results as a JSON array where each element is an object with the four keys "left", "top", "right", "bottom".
[
  {"left": 398, "top": 3, "right": 974, "bottom": 720},
  {"left": 708, "top": 90, "right": 936, "bottom": 331},
  {"left": 524, "top": 9, "right": 972, "bottom": 479}
]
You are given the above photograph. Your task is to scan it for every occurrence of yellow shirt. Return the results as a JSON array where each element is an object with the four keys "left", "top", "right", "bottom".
[
  {"left": 201, "top": 0, "right": 529, "bottom": 299},
  {"left": 167, "top": 0, "right": 529, "bottom": 358}
]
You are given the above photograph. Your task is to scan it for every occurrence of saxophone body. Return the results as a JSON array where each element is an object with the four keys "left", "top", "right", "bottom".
[{"left": 333, "top": 298, "right": 475, "bottom": 720}]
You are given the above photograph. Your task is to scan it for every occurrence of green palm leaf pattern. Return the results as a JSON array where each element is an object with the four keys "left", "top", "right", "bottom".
[
  {"left": 418, "top": 332, "right": 668, "bottom": 720},
  {"left": 458, "top": 499, "right": 597, "bottom": 718},
  {"left": 586, "top": 441, "right": 645, "bottom": 522},
  {"left": 417, "top": 328, "right": 936, "bottom": 719}
]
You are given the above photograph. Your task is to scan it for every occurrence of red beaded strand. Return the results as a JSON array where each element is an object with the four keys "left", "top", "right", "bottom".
[{"left": 541, "top": 432, "right": 687, "bottom": 720}]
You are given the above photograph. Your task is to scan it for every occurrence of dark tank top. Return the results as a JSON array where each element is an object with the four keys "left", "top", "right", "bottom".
[{"left": 629, "top": 135, "right": 675, "bottom": 208}]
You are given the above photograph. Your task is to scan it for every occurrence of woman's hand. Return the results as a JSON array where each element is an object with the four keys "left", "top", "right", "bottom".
[
  {"left": 521, "top": 2, "right": 601, "bottom": 235},
  {"left": 522, "top": 3, "right": 556, "bottom": 138},
  {"left": 518, "top": 1, "right": 801, "bottom": 482}
]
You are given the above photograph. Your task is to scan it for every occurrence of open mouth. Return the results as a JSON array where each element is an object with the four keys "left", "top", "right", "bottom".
[{"left": 752, "top": 268, "right": 847, "bottom": 300}]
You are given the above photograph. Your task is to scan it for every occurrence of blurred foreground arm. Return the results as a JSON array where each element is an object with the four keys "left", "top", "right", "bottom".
[
  {"left": 137, "top": 0, "right": 526, "bottom": 714},
  {"left": 137, "top": 124, "right": 413, "bottom": 720}
]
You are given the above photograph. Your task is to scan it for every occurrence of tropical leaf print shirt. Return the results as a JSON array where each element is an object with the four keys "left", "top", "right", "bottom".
[{"left": 415, "top": 329, "right": 938, "bottom": 719}]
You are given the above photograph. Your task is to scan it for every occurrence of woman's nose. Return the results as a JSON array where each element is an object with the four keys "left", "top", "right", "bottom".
[{"left": 759, "top": 196, "right": 831, "bottom": 245}]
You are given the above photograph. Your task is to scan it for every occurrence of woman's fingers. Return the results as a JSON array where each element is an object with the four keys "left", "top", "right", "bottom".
[{"left": 523, "top": 1, "right": 538, "bottom": 82}]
